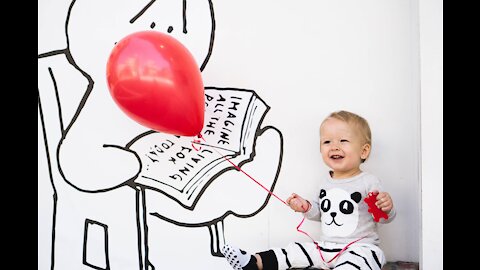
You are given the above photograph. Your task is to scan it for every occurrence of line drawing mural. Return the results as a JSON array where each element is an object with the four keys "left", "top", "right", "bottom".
[{"left": 38, "top": 0, "right": 283, "bottom": 269}]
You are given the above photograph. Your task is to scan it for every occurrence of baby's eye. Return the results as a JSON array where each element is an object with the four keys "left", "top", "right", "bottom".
[
  {"left": 323, "top": 140, "right": 330, "bottom": 144},
  {"left": 340, "top": 139, "right": 349, "bottom": 142}
]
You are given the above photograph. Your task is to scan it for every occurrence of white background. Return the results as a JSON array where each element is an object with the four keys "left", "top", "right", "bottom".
[{"left": 38, "top": 0, "right": 442, "bottom": 269}]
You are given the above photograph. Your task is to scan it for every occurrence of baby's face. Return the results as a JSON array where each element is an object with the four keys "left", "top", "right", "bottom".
[{"left": 319, "top": 118, "right": 369, "bottom": 178}]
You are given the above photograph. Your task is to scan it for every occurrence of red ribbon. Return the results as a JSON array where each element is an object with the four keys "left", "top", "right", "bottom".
[{"left": 193, "top": 134, "right": 287, "bottom": 205}]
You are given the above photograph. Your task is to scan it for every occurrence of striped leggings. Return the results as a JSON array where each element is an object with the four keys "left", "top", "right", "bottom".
[{"left": 258, "top": 241, "right": 385, "bottom": 270}]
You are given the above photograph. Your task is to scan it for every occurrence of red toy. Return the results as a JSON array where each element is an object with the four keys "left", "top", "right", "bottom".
[{"left": 364, "top": 192, "right": 389, "bottom": 222}]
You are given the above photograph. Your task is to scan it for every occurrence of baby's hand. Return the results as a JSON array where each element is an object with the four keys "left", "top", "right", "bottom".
[
  {"left": 374, "top": 191, "right": 393, "bottom": 213},
  {"left": 286, "top": 193, "right": 310, "bottom": 213}
]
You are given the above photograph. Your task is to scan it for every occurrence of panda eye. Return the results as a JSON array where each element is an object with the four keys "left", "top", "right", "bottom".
[
  {"left": 320, "top": 199, "right": 331, "bottom": 212},
  {"left": 339, "top": 200, "right": 354, "bottom": 214}
]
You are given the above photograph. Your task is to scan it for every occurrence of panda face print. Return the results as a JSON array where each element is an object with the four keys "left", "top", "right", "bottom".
[{"left": 319, "top": 188, "right": 362, "bottom": 237}]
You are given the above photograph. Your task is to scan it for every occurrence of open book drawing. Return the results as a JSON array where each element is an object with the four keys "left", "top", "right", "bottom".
[{"left": 131, "top": 87, "right": 269, "bottom": 209}]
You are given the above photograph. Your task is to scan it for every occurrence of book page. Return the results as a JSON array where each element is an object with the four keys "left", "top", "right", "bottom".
[{"left": 130, "top": 88, "right": 268, "bottom": 209}]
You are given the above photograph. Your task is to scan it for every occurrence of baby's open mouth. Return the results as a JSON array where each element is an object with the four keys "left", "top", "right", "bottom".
[{"left": 330, "top": 155, "right": 343, "bottom": 159}]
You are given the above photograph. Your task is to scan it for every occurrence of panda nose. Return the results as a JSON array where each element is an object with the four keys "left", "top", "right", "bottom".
[{"left": 331, "top": 212, "right": 337, "bottom": 218}]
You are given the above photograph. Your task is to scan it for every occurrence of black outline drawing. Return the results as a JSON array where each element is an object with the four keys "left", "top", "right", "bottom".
[
  {"left": 83, "top": 219, "right": 110, "bottom": 270},
  {"left": 38, "top": 0, "right": 284, "bottom": 269}
]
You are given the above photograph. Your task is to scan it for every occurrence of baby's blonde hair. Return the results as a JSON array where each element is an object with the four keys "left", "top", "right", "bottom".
[{"left": 321, "top": 110, "right": 372, "bottom": 162}]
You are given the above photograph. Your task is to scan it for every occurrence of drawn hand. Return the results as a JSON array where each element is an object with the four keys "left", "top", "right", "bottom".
[{"left": 56, "top": 75, "right": 146, "bottom": 192}]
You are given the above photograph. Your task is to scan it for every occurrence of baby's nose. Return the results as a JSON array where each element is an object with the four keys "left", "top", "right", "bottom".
[{"left": 331, "top": 142, "right": 340, "bottom": 150}]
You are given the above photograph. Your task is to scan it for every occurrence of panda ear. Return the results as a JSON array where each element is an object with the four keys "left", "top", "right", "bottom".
[
  {"left": 319, "top": 189, "right": 326, "bottom": 199},
  {"left": 351, "top": 192, "right": 362, "bottom": 203}
]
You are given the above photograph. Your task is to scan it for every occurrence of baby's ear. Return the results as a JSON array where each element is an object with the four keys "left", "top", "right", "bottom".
[{"left": 361, "top": 143, "right": 371, "bottom": 160}]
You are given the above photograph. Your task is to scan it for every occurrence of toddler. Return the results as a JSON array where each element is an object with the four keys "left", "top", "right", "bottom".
[{"left": 222, "top": 110, "right": 396, "bottom": 270}]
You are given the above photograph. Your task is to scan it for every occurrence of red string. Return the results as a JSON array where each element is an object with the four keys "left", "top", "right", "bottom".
[
  {"left": 195, "top": 134, "right": 287, "bottom": 205},
  {"left": 191, "top": 138, "right": 202, "bottom": 151},
  {"left": 192, "top": 133, "right": 364, "bottom": 264}
]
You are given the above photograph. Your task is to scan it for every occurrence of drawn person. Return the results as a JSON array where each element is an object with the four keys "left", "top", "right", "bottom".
[{"left": 38, "top": 0, "right": 283, "bottom": 269}]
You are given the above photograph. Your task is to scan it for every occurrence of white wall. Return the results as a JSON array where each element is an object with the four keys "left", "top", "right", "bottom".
[
  {"left": 419, "top": 0, "right": 443, "bottom": 269},
  {"left": 38, "top": 1, "right": 426, "bottom": 269}
]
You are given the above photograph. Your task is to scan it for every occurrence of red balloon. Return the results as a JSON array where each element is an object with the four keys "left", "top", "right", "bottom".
[{"left": 106, "top": 30, "right": 205, "bottom": 136}]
